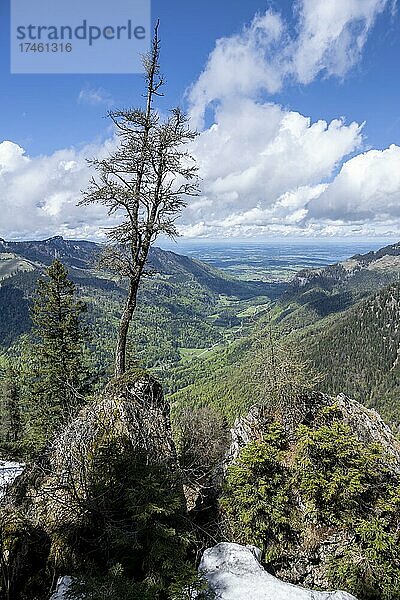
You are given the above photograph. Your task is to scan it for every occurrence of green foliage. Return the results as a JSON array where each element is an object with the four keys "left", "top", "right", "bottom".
[
  {"left": 170, "top": 280, "right": 400, "bottom": 431},
  {"left": 294, "top": 419, "right": 387, "bottom": 525},
  {"left": 174, "top": 406, "right": 229, "bottom": 486},
  {"left": 250, "top": 333, "right": 322, "bottom": 425},
  {"left": 301, "top": 283, "right": 400, "bottom": 426},
  {"left": 169, "top": 329, "right": 321, "bottom": 426},
  {"left": 64, "top": 440, "right": 196, "bottom": 600},
  {"left": 68, "top": 564, "right": 213, "bottom": 600},
  {"left": 67, "top": 565, "right": 155, "bottom": 600},
  {"left": 22, "top": 259, "right": 90, "bottom": 453},
  {"left": 219, "top": 410, "right": 400, "bottom": 599},
  {"left": 220, "top": 423, "right": 295, "bottom": 562},
  {"left": 168, "top": 564, "right": 214, "bottom": 600},
  {"left": 0, "top": 283, "right": 31, "bottom": 348},
  {"left": 0, "top": 362, "right": 22, "bottom": 456},
  {"left": 329, "top": 514, "right": 400, "bottom": 600},
  {"left": 1, "top": 433, "right": 205, "bottom": 600}
]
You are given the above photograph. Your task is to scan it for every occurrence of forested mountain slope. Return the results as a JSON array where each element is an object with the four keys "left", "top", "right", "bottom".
[
  {"left": 288, "top": 240, "right": 400, "bottom": 293},
  {"left": 302, "top": 283, "right": 400, "bottom": 425},
  {"left": 0, "top": 237, "right": 283, "bottom": 370},
  {"left": 2, "top": 237, "right": 400, "bottom": 427},
  {"left": 0, "top": 236, "right": 276, "bottom": 297},
  {"left": 169, "top": 242, "right": 400, "bottom": 428}
]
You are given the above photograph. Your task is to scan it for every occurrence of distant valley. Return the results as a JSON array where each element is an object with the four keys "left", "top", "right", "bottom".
[
  {"left": 169, "top": 240, "right": 400, "bottom": 428},
  {"left": 1, "top": 237, "right": 400, "bottom": 428},
  {"left": 0, "top": 236, "right": 283, "bottom": 372}
]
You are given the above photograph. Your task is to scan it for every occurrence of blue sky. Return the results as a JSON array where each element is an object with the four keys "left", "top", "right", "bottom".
[{"left": 1, "top": 0, "right": 400, "bottom": 240}]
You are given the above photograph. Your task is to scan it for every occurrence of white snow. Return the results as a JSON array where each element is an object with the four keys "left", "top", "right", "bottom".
[
  {"left": 49, "top": 576, "right": 73, "bottom": 600},
  {"left": 0, "top": 460, "right": 24, "bottom": 497},
  {"left": 199, "top": 543, "right": 358, "bottom": 600}
]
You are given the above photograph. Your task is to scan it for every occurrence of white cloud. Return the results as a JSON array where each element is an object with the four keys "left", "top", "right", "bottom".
[
  {"left": 181, "top": 137, "right": 400, "bottom": 239},
  {"left": 0, "top": 139, "right": 117, "bottom": 240},
  {"left": 180, "top": 100, "right": 363, "bottom": 237},
  {"left": 0, "top": 0, "right": 398, "bottom": 241},
  {"left": 189, "top": 0, "right": 391, "bottom": 128},
  {"left": 181, "top": 0, "right": 399, "bottom": 239},
  {"left": 291, "top": 0, "right": 389, "bottom": 83},
  {"left": 306, "top": 144, "right": 400, "bottom": 220},
  {"left": 188, "top": 11, "right": 285, "bottom": 128},
  {"left": 1, "top": 133, "right": 399, "bottom": 241},
  {"left": 78, "top": 86, "right": 114, "bottom": 107},
  {"left": 0, "top": 141, "right": 29, "bottom": 174}
]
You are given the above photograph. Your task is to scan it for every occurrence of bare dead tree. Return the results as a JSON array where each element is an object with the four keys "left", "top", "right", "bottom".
[
  {"left": 174, "top": 406, "right": 229, "bottom": 491},
  {"left": 80, "top": 22, "right": 200, "bottom": 376},
  {"left": 250, "top": 331, "right": 323, "bottom": 428}
]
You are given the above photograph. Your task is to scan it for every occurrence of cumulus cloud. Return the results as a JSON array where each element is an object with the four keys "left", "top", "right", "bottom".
[
  {"left": 0, "top": 141, "right": 29, "bottom": 173},
  {"left": 0, "top": 139, "right": 117, "bottom": 240},
  {"left": 1, "top": 133, "right": 399, "bottom": 241},
  {"left": 307, "top": 144, "right": 400, "bottom": 220},
  {"left": 182, "top": 137, "right": 400, "bottom": 239},
  {"left": 291, "top": 0, "right": 390, "bottom": 84},
  {"left": 181, "top": 99, "right": 363, "bottom": 236},
  {"left": 188, "top": 11, "right": 285, "bottom": 128},
  {"left": 181, "top": 0, "right": 399, "bottom": 239},
  {"left": 0, "top": 0, "right": 398, "bottom": 241},
  {"left": 189, "top": 0, "right": 391, "bottom": 127}
]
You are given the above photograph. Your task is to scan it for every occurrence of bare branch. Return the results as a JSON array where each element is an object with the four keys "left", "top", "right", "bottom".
[{"left": 80, "top": 23, "right": 200, "bottom": 376}]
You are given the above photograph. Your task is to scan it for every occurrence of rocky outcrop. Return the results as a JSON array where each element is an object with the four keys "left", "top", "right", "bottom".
[
  {"left": 1, "top": 371, "right": 181, "bottom": 599},
  {"left": 287, "top": 241, "right": 400, "bottom": 295},
  {"left": 199, "top": 543, "right": 358, "bottom": 600},
  {"left": 227, "top": 392, "right": 400, "bottom": 467},
  {"left": 334, "top": 393, "right": 400, "bottom": 465},
  {"left": 8, "top": 371, "right": 177, "bottom": 523},
  {"left": 220, "top": 392, "right": 400, "bottom": 590}
]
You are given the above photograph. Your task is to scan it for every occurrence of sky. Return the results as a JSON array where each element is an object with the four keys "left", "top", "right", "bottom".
[{"left": 1, "top": 0, "right": 400, "bottom": 241}]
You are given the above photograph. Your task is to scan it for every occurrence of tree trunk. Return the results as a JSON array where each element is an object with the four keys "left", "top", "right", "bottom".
[{"left": 115, "top": 278, "right": 138, "bottom": 376}]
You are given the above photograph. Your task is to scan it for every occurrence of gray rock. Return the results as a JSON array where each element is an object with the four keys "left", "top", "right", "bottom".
[{"left": 220, "top": 392, "right": 400, "bottom": 589}]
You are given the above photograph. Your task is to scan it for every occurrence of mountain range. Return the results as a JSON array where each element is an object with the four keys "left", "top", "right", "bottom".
[
  {"left": 169, "top": 241, "right": 400, "bottom": 428},
  {"left": 1, "top": 236, "right": 400, "bottom": 600},
  {"left": 1, "top": 236, "right": 399, "bottom": 427},
  {"left": 0, "top": 236, "right": 283, "bottom": 368},
  {"left": 287, "top": 240, "right": 400, "bottom": 303}
]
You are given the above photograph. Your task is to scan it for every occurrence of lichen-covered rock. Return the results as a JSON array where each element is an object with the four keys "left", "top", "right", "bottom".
[
  {"left": 199, "top": 543, "right": 358, "bottom": 600},
  {"left": 334, "top": 393, "right": 400, "bottom": 465},
  {"left": 7, "top": 371, "right": 177, "bottom": 526},
  {"left": 1, "top": 371, "right": 182, "bottom": 599},
  {"left": 227, "top": 392, "right": 400, "bottom": 468}
]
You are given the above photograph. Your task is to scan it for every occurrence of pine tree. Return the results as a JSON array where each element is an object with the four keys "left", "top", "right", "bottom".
[
  {"left": 24, "top": 259, "right": 88, "bottom": 450},
  {"left": 0, "top": 364, "right": 22, "bottom": 453}
]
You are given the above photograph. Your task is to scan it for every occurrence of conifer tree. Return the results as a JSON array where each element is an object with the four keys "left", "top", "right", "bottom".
[
  {"left": 24, "top": 259, "right": 88, "bottom": 449},
  {"left": 0, "top": 364, "right": 22, "bottom": 453}
]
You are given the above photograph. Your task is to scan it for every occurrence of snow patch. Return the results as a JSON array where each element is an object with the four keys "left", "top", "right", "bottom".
[
  {"left": 49, "top": 576, "right": 73, "bottom": 600},
  {"left": 199, "top": 543, "right": 358, "bottom": 600},
  {"left": 0, "top": 460, "right": 24, "bottom": 497}
]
